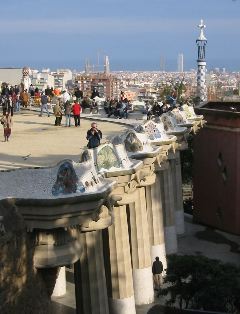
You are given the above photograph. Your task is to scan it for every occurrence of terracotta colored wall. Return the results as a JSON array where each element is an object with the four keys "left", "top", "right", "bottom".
[{"left": 193, "top": 126, "right": 240, "bottom": 235}]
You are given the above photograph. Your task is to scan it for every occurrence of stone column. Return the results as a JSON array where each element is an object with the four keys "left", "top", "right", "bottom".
[
  {"left": 103, "top": 205, "right": 136, "bottom": 314},
  {"left": 51, "top": 267, "right": 66, "bottom": 297},
  {"left": 159, "top": 162, "right": 178, "bottom": 254},
  {"left": 74, "top": 230, "right": 109, "bottom": 314},
  {"left": 146, "top": 175, "right": 167, "bottom": 271},
  {"left": 38, "top": 267, "right": 61, "bottom": 297},
  {"left": 128, "top": 188, "right": 154, "bottom": 305}
]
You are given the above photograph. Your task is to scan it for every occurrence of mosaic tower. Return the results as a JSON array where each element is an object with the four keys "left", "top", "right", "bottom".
[
  {"left": 22, "top": 66, "right": 31, "bottom": 91},
  {"left": 196, "top": 19, "right": 207, "bottom": 103}
]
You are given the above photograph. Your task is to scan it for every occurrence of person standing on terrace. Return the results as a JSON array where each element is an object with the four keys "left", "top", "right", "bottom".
[
  {"left": 20, "top": 90, "right": 29, "bottom": 108},
  {"left": 39, "top": 92, "right": 50, "bottom": 117},
  {"left": 72, "top": 98, "right": 81, "bottom": 127},
  {"left": 1, "top": 112, "right": 12, "bottom": 142},
  {"left": 86, "top": 122, "right": 102, "bottom": 148}
]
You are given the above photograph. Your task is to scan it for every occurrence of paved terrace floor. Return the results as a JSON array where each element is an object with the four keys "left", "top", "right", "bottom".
[{"left": 0, "top": 111, "right": 129, "bottom": 170}]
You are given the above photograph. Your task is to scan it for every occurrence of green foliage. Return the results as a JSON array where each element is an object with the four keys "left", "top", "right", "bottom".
[
  {"left": 160, "top": 85, "right": 173, "bottom": 101},
  {"left": 159, "top": 255, "right": 240, "bottom": 313},
  {"left": 159, "top": 81, "right": 186, "bottom": 103},
  {"left": 180, "top": 134, "right": 194, "bottom": 185},
  {"left": 175, "top": 81, "right": 186, "bottom": 103},
  {"left": 192, "top": 96, "right": 201, "bottom": 106}
]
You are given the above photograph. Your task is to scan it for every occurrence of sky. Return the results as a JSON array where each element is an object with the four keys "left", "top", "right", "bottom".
[{"left": 0, "top": 0, "right": 240, "bottom": 71}]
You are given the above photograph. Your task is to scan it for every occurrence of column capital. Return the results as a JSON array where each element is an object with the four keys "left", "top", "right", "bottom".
[
  {"left": 81, "top": 205, "right": 113, "bottom": 232},
  {"left": 154, "top": 160, "right": 169, "bottom": 172}
]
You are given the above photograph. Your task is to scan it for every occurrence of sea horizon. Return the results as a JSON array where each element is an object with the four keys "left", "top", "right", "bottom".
[{"left": 0, "top": 58, "right": 240, "bottom": 73}]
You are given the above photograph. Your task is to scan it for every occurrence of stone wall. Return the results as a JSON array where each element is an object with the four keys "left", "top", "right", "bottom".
[{"left": 0, "top": 200, "right": 51, "bottom": 314}]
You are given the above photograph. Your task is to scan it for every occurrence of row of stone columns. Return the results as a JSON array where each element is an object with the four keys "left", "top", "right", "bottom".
[{"left": 51, "top": 148, "right": 185, "bottom": 314}]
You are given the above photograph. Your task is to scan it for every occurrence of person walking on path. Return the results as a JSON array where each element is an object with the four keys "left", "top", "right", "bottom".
[
  {"left": 86, "top": 122, "right": 102, "bottom": 149},
  {"left": 72, "top": 99, "right": 81, "bottom": 127},
  {"left": 152, "top": 257, "right": 163, "bottom": 291},
  {"left": 64, "top": 101, "right": 72, "bottom": 127},
  {"left": 53, "top": 101, "right": 62, "bottom": 126},
  {"left": 1, "top": 112, "right": 12, "bottom": 142},
  {"left": 20, "top": 90, "right": 29, "bottom": 108},
  {"left": 40, "top": 92, "right": 50, "bottom": 117},
  {"left": 14, "top": 93, "right": 21, "bottom": 112},
  {"left": 2, "top": 96, "right": 13, "bottom": 116}
]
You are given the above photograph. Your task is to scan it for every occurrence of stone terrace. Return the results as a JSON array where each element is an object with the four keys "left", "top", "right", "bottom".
[{"left": 0, "top": 111, "right": 128, "bottom": 170}]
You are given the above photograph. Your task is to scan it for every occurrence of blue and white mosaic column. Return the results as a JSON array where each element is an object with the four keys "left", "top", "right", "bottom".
[{"left": 196, "top": 19, "right": 207, "bottom": 103}]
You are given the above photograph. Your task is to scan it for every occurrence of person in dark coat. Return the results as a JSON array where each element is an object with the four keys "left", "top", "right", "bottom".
[
  {"left": 74, "top": 87, "right": 83, "bottom": 101},
  {"left": 86, "top": 122, "right": 102, "bottom": 149},
  {"left": 152, "top": 102, "right": 163, "bottom": 117},
  {"left": 91, "top": 87, "right": 99, "bottom": 99},
  {"left": 152, "top": 257, "right": 163, "bottom": 290}
]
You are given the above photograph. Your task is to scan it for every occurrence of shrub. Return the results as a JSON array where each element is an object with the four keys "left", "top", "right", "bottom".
[{"left": 159, "top": 254, "right": 240, "bottom": 313}]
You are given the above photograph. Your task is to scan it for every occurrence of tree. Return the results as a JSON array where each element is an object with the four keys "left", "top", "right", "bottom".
[{"left": 159, "top": 254, "right": 240, "bottom": 313}]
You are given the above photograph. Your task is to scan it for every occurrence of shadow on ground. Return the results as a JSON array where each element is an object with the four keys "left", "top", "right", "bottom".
[
  {"left": 195, "top": 227, "right": 240, "bottom": 254},
  {"left": 50, "top": 302, "right": 75, "bottom": 314},
  {"left": 148, "top": 305, "right": 227, "bottom": 314}
]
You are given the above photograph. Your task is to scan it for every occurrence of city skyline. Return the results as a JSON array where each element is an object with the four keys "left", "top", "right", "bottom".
[{"left": 0, "top": 0, "right": 240, "bottom": 71}]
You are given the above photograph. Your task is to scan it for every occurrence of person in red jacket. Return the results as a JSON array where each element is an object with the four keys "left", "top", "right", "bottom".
[{"left": 72, "top": 98, "right": 81, "bottom": 127}]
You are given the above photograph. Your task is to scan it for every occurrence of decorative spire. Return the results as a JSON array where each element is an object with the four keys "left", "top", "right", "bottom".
[
  {"left": 196, "top": 19, "right": 207, "bottom": 61},
  {"left": 198, "top": 19, "right": 207, "bottom": 41},
  {"left": 196, "top": 19, "right": 208, "bottom": 104}
]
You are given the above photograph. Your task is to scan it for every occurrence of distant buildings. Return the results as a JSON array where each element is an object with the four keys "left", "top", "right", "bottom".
[
  {"left": 31, "top": 69, "right": 54, "bottom": 91},
  {"left": 74, "top": 55, "right": 121, "bottom": 99},
  {"left": 177, "top": 53, "right": 184, "bottom": 72},
  {"left": 31, "top": 69, "right": 72, "bottom": 90},
  {"left": 0, "top": 68, "right": 22, "bottom": 86},
  {"left": 1, "top": 61, "right": 240, "bottom": 103},
  {"left": 51, "top": 69, "right": 73, "bottom": 90},
  {"left": 75, "top": 72, "right": 120, "bottom": 99},
  {"left": 104, "top": 56, "right": 110, "bottom": 75}
]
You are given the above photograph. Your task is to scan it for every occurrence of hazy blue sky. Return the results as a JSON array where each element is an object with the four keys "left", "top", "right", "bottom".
[{"left": 0, "top": 0, "right": 239, "bottom": 71}]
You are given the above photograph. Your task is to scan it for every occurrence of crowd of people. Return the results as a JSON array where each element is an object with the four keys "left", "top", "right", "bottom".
[
  {"left": 0, "top": 82, "right": 106, "bottom": 146},
  {"left": 145, "top": 100, "right": 175, "bottom": 120},
  {"left": 103, "top": 91, "right": 182, "bottom": 121},
  {"left": 0, "top": 81, "right": 184, "bottom": 142},
  {"left": 0, "top": 83, "right": 100, "bottom": 116},
  {"left": 103, "top": 97, "right": 131, "bottom": 119}
]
